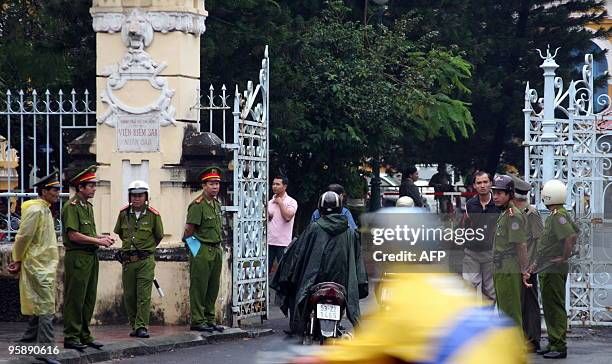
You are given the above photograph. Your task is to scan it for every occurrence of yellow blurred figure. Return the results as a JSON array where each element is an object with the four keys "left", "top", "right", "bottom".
[{"left": 297, "top": 273, "right": 527, "bottom": 364}]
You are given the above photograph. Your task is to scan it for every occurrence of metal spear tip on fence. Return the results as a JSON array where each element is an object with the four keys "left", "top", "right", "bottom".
[
  {"left": 6, "top": 90, "right": 10, "bottom": 95},
  {"left": 58, "top": 89, "right": 63, "bottom": 95},
  {"left": 45, "top": 89, "right": 50, "bottom": 96},
  {"left": 209, "top": 84, "right": 214, "bottom": 91},
  {"left": 84, "top": 89, "right": 89, "bottom": 95},
  {"left": 222, "top": 84, "right": 227, "bottom": 91}
]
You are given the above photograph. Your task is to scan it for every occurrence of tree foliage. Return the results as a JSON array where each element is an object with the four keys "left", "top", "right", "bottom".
[
  {"left": 0, "top": 0, "right": 609, "bottom": 224},
  {"left": 390, "top": 0, "right": 610, "bottom": 175},
  {"left": 0, "top": 0, "right": 95, "bottom": 91},
  {"left": 271, "top": 2, "right": 473, "bottom": 207}
]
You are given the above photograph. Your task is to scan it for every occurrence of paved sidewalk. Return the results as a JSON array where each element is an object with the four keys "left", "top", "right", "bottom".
[{"left": 0, "top": 323, "right": 272, "bottom": 364}]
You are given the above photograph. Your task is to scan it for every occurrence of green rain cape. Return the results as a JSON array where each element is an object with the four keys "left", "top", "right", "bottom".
[{"left": 271, "top": 214, "right": 368, "bottom": 334}]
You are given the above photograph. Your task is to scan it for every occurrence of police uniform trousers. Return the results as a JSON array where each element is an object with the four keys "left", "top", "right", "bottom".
[
  {"left": 520, "top": 272, "right": 541, "bottom": 349},
  {"left": 189, "top": 243, "right": 222, "bottom": 326},
  {"left": 122, "top": 255, "right": 155, "bottom": 330},
  {"left": 493, "top": 270, "right": 522, "bottom": 327},
  {"left": 540, "top": 266, "right": 568, "bottom": 352},
  {"left": 63, "top": 250, "right": 98, "bottom": 344}
]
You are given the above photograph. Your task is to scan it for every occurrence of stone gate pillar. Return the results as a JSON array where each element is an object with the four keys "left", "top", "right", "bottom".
[
  {"left": 90, "top": 0, "right": 206, "bottom": 243},
  {"left": 87, "top": 0, "right": 215, "bottom": 325}
]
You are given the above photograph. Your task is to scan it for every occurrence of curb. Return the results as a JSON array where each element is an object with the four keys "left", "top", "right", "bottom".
[{"left": 0, "top": 328, "right": 275, "bottom": 364}]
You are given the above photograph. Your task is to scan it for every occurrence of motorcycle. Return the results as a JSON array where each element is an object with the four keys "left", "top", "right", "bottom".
[{"left": 303, "top": 282, "right": 350, "bottom": 345}]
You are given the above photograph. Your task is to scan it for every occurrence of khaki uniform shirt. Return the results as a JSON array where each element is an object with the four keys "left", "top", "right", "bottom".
[
  {"left": 114, "top": 206, "right": 164, "bottom": 253},
  {"left": 493, "top": 202, "right": 527, "bottom": 271},
  {"left": 537, "top": 206, "right": 577, "bottom": 259},
  {"left": 523, "top": 205, "right": 544, "bottom": 266},
  {"left": 62, "top": 194, "right": 97, "bottom": 252},
  {"left": 186, "top": 194, "right": 222, "bottom": 243}
]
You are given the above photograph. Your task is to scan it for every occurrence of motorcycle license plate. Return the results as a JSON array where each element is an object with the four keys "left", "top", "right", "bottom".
[{"left": 316, "top": 304, "right": 340, "bottom": 320}]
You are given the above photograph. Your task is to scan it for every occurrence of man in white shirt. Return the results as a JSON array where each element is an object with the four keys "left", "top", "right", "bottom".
[{"left": 268, "top": 176, "right": 298, "bottom": 273}]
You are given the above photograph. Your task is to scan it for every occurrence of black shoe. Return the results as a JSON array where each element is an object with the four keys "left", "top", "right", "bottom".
[
  {"left": 129, "top": 330, "right": 137, "bottom": 337},
  {"left": 85, "top": 340, "right": 104, "bottom": 349},
  {"left": 35, "top": 357, "right": 61, "bottom": 364},
  {"left": 207, "top": 323, "right": 225, "bottom": 333},
  {"left": 135, "top": 327, "right": 150, "bottom": 338},
  {"left": 64, "top": 341, "right": 87, "bottom": 351},
  {"left": 190, "top": 325, "right": 213, "bottom": 332},
  {"left": 536, "top": 348, "right": 550, "bottom": 355},
  {"left": 543, "top": 351, "right": 567, "bottom": 359}
]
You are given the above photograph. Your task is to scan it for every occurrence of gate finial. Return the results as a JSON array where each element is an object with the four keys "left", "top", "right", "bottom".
[{"left": 537, "top": 44, "right": 560, "bottom": 60}]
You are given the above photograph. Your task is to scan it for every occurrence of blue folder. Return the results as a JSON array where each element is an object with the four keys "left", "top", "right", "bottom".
[{"left": 186, "top": 236, "right": 201, "bottom": 256}]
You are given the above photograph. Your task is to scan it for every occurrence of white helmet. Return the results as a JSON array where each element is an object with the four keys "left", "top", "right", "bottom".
[
  {"left": 541, "top": 179, "right": 567, "bottom": 206},
  {"left": 128, "top": 180, "right": 149, "bottom": 195},
  {"left": 396, "top": 196, "right": 415, "bottom": 207}
]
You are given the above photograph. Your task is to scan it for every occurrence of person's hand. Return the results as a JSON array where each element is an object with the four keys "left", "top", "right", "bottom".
[
  {"left": 522, "top": 272, "right": 532, "bottom": 288},
  {"left": 273, "top": 196, "right": 283, "bottom": 205},
  {"left": 7, "top": 261, "right": 21, "bottom": 275},
  {"left": 97, "top": 236, "right": 114, "bottom": 247}
]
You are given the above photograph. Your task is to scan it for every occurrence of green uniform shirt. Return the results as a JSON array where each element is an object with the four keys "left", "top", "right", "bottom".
[
  {"left": 113, "top": 206, "right": 164, "bottom": 253},
  {"left": 494, "top": 202, "right": 528, "bottom": 256},
  {"left": 186, "top": 194, "right": 222, "bottom": 243},
  {"left": 537, "top": 206, "right": 577, "bottom": 259},
  {"left": 523, "top": 205, "right": 544, "bottom": 266},
  {"left": 62, "top": 194, "right": 98, "bottom": 252}
]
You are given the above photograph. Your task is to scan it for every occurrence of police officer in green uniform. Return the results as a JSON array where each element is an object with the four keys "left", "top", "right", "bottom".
[
  {"left": 62, "top": 166, "right": 114, "bottom": 351},
  {"left": 528, "top": 179, "right": 578, "bottom": 359},
  {"left": 114, "top": 180, "right": 164, "bottom": 338},
  {"left": 184, "top": 166, "right": 225, "bottom": 333},
  {"left": 491, "top": 175, "right": 530, "bottom": 328},
  {"left": 512, "top": 176, "right": 544, "bottom": 351}
]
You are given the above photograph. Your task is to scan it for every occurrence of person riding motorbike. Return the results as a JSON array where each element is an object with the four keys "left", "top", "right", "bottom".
[{"left": 271, "top": 191, "right": 369, "bottom": 336}]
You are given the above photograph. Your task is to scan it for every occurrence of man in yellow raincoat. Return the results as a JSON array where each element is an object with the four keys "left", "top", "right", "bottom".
[{"left": 8, "top": 172, "right": 61, "bottom": 347}]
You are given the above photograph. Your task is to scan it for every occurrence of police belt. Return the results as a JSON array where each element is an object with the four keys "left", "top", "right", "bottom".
[
  {"left": 115, "top": 250, "right": 151, "bottom": 264},
  {"left": 493, "top": 249, "right": 517, "bottom": 269}
]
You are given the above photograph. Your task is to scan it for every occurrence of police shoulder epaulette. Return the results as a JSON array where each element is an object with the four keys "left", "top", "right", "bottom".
[
  {"left": 194, "top": 194, "right": 204, "bottom": 204},
  {"left": 508, "top": 207, "right": 515, "bottom": 217},
  {"left": 147, "top": 206, "right": 160, "bottom": 215},
  {"left": 70, "top": 198, "right": 78, "bottom": 206},
  {"left": 120, "top": 204, "right": 130, "bottom": 212},
  {"left": 551, "top": 208, "right": 558, "bottom": 215}
]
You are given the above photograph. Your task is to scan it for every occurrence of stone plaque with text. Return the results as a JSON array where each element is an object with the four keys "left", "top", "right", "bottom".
[{"left": 116, "top": 115, "right": 160, "bottom": 152}]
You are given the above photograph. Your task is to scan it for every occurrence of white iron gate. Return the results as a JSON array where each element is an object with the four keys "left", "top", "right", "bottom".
[
  {"left": 0, "top": 89, "right": 96, "bottom": 240},
  {"left": 193, "top": 47, "right": 270, "bottom": 324},
  {"left": 524, "top": 48, "right": 612, "bottom": 325}
]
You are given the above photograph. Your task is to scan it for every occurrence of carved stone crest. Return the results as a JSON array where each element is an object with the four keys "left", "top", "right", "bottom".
[{"left": 99, "top": 9, "right": 176, "bottom": 128}]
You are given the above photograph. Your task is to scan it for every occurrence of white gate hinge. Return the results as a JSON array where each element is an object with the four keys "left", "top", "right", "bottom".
[
  {"left": 222, "top": 206, "right": 239, "bottom": 213},
  {"left": 222, "top": 143, "right": 240, "bottom": 150}
]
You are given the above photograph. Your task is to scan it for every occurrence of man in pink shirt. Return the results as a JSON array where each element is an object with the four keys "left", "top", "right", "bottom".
[{"left": 268, "top": 176, "right": 298, "bottom": 273}]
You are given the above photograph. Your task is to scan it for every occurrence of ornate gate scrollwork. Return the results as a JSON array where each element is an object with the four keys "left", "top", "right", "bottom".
[{"left": 524, "top": 48, "right": 612, "bottom": 326}]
